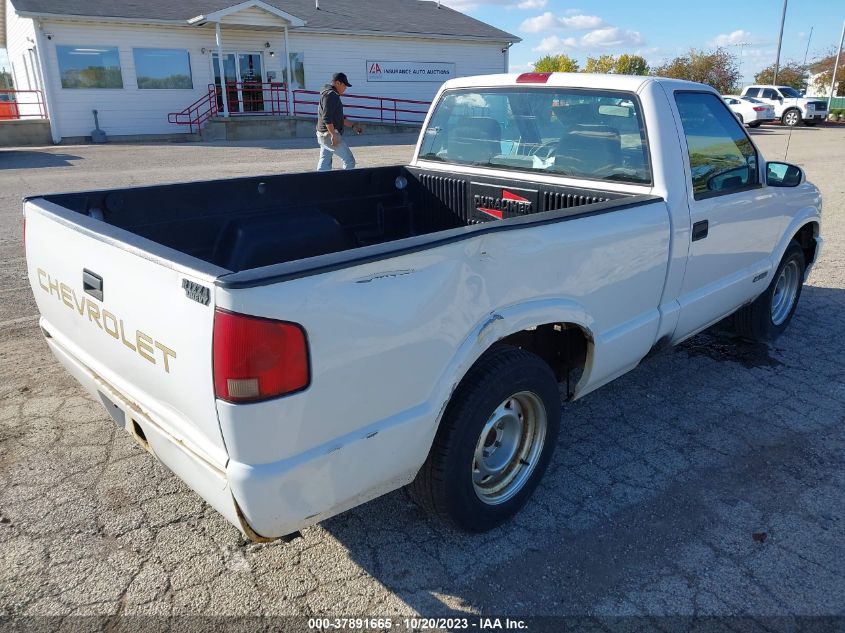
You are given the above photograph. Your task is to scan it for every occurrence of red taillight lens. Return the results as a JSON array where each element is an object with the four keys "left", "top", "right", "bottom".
[
  {"left": 753, "top": 106, "right": 766, "bottom": 112},
  {"left": 213, "top": 309, "right": 309, "bottom": 403},
  {"left": 516, "top": 72, "right": 552, "bottom": 84}
]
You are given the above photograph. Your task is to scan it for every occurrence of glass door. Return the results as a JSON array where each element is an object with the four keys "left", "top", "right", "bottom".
[
  {"left": 212, "top": 52, "right": 266, "bottom": 113},
  {"left": 238, "top": 53, "right": 264, "bottom": 113},
  {"left": 212, "top": 53, "right": 239, "bottom": 113}
]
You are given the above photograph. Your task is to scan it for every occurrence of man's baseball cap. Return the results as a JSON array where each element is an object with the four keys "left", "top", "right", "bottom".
[{"left": 332, "top": 72, "right": 352, "bottom": 87}]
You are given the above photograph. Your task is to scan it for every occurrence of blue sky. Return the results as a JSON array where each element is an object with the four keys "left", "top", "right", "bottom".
[{"left": 444, "top": 0, "right": 844, "bottom": 84}]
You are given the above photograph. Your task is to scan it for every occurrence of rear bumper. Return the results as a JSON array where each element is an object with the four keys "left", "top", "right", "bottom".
[
  {"left": 43, "top": 326, "right": 247, "bottom": 533},
  {"left": 43, "top": 319, "right": 430, "bottom": 540}
]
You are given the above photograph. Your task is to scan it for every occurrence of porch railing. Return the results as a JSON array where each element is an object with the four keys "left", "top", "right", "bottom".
[
  {"left": 214, "top": 81, "right": 290, "bottom": 116},
  {"left": 167, "top": 85, "right": 430, "bottom": 133},
  {"left": 0, "top": 89, "right": 48, "bottom": 121},
  {"left": 167, "top": 85, "right": 218, "bottom": 134},
  {"left": 292, "top": 90, "right": 430, "bottom": 125}
]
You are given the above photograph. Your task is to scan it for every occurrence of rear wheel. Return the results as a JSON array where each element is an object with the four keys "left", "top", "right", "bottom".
[
  {"left": 748, "top": 121, "right": 762, "bottom": 128},
  {"left": 408, "top": 345, "right": 560, "bottom": 532},
  {"left": 782, "top": 109, "right": 801, "bottom": 127},
  {"left": 734, "top": 240, "right": 805, "bottom": 341},
  {"left": 737, "top": 114, "right": 744, "bottom": 124}
]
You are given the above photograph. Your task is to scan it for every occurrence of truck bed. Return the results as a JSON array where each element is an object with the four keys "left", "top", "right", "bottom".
[{"left": 36, "top": 166, "right": 637, "bottom": 281}]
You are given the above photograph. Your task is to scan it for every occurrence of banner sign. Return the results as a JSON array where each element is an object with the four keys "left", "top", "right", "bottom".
[{"left": 366, "top": 60, "right": 456, "bottom": 82}]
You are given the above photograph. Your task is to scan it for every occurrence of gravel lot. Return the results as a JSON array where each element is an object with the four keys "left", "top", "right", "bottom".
[{"left": 0, "top": 126, "right": 843, "bottom": 627}]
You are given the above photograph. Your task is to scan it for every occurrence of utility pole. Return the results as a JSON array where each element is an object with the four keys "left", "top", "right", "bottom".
[
  {"left": 772, "top": 0, "right": 788, "bottom": 84},
  {"left": 828, "top": 20, "right": 845, "bottom": 109},
  {"left": 733, "top": 41, "right": 750, "bottom": 85}
]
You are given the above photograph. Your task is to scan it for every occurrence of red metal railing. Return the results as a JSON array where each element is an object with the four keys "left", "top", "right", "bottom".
[
  {"left": 168, "top": 85, "right": 428, "bottom": 133},
  {"left": 167, "top": 85, "right": 218, "bottom": 134},
  {"left": 168, "top": 83, "right": 290, "bottom": 133},
  {"left": 216, "top": 81, "right": 289, "bottom": 116},
  {"left": 0, "top": 89, "right": 48, "bottom": 121},
  {"left": 293, "top": 90, "right": 430, "bottom": 125}
]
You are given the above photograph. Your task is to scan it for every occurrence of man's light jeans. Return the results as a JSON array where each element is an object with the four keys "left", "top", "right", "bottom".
[{"left": 316, "top": 131, "right": 356, "bottom": 171}]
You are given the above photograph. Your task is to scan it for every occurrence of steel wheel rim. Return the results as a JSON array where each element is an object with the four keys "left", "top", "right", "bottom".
[
  {"left": 771, "top": 259, "right": 801, "bottom": 325},
  {"left": 785, "top": 111, "right": 799, "bottom": 126},
  {"left": 472, "top": 391, "right": 547, "bottom": 505}
]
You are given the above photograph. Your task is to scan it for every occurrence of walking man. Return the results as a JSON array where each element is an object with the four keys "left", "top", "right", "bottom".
[{"left": 316, "top": 72, "right": 363, "bottom": 171}]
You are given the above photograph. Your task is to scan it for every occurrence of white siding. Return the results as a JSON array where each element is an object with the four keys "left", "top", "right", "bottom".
[
  {"left": 33, "top": 18, "right": 507, "bottom": 138},
  {"left": 221, "top": 7, "right": 287, "bottom": 28},
  {"left": 5, "top": 0, "right": 43, "bottom": 117}
]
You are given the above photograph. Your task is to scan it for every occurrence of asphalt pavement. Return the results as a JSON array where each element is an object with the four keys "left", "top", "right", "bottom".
[{"left": 0, "top": 126, "right": 843, "bottom": 629}]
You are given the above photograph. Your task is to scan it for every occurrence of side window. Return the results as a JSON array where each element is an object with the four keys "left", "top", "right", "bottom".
[
  {"left": 744, "top": 88, "right": 760, "bottom": 97},
  {"left": 674, "top": 92, "right": 758, "bottom": 199},
  {"left": 761, "top": 89, "right": 777, "bottom": 99}
]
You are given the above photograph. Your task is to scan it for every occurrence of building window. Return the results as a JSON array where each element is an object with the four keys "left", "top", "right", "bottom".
[
  {"left": 133, "top": 48, "right": 193, "bottom": 89},
  {"left": 57, "top": 46, "right": 123, "bottom": 89}
]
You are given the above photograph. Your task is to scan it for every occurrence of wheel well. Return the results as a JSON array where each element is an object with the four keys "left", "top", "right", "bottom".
[
  {"left": 793, "top": 222, "right": 818, "bottom": 270},
  {"left": 498, "top": 323, "right": 590, "bottom": 392}
]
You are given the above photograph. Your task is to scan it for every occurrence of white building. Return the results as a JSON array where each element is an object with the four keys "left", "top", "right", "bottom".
[{"left": 3, "top": 0, "right": 518, "bottom": 142}]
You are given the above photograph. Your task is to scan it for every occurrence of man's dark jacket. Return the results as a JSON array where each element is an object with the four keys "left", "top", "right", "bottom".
[{"left": 317, "top": 85, "right": 344, "bottom": 133}]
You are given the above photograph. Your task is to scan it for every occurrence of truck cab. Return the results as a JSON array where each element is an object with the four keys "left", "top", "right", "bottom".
[{"left": 740, "top": 85, "right": 828, "bottom": 126}]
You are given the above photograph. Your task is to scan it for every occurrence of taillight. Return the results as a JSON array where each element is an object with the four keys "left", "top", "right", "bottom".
[
  {"left": 753, "top": 106, "right": 766, "bottom": 112},
  {"left": 213, "top": 308, "right": 309, "bottom": 403},
  {"left": 516, "top": 72, "right": 552, "bottom": 84}
]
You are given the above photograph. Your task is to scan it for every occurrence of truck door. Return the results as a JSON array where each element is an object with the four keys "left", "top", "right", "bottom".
[{"left": 670, "top": 90, "right": 786, "bottom": 341}]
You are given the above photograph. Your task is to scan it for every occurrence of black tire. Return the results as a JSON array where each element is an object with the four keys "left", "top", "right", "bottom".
[
  {"left": 737, "top": 114, "right": 744, "bottom": 124},
  {"left": 734, "top": 240, "right": 805, "bottom": 341},
  {"left": 408, "top": 344, "right": 561, "bottom": 532},
  {"left": 748, "top": 121, "right": 762, "bottom": 128},
  {"left": 782, "top": 108, "right": 801, "bottom": 127}
]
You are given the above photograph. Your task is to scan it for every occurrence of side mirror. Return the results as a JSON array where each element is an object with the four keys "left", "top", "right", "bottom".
[
  {"left": 777, "top": 96, "right": 784, "bottom": 103},
  {"left": 766, "top": 161, "right": 803, "bottom": 187}
]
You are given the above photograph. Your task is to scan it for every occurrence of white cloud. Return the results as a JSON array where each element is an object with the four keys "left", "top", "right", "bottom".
[
  {"left": 517, "top": 0, "right": 547, "bottom": 8},
  {"left": 532, "top": 27, "right": 644, "bottom": 53},
  {"left": 581, "top": 27, "right": 643, "bottom": 48},
  {"left": 521, "top": 12, "right": 560, "bottom": 32},
  {"left": 532, "top": 35, "right": 579, "bottom": 53},
  {"left": 709, "top": 29, "right": 756, "bottom": 47},
  {"left": 521, "top": 11, "right": 604, "bottom": 33},
  {"left": 562, "top": 14, "right": 604, "bottom": 29}
]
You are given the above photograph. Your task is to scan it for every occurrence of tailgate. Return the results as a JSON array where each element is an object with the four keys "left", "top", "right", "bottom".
[{"left": 24, "top": 199, "right": 228, "bottom": 467}]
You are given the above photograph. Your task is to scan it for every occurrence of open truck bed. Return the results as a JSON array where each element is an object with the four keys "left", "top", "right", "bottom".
[{"left": 35, "top": 166, "right": 639, "bottom": 286}]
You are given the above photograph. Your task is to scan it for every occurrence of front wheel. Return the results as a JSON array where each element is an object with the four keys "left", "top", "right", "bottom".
[
  {"left": 782, "top": 109, "right": 801, "bottom": 127},
  {"left": 408, "top": 345, "right": 560, "bottom": 532},
  {"left": 733, "top": 240, "right": 805, "bottom": 341}
]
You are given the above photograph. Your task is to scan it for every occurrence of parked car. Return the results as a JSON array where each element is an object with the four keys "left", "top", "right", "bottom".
[
  {"left": 722, "top": 95, "right": 775, "bottom": 127},
  {"left": 740, "top": 85, "right": 828, "bottom": 126},
  {"left": 24, "top": 73, "right": 822, "bottom": 541}
]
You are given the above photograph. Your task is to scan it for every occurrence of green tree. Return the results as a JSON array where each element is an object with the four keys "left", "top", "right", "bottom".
[
  {"left": 653, "top": 48, "right": 740, "bottom": 94},
  {"left": 808, "top": 49, "right": 845, "bottom": 96},
  {"left": 754, "top": 61, "right": 807, "bottom": 91},
  {"left": 584, "top": 55, "right": 616, "bottom": 74},
  {"left": 614, "top": 54, "right": 649, "bottom": 76},
  {"left": 533, "top": 54, "right": 580, "bottom": 73}
]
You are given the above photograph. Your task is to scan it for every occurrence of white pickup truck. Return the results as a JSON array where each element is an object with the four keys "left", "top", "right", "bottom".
[
  {"left": 740, "top": 84, "right": 829, "bottom": 127},
  {"left": 24, "top": 73, "right": 822, "bottom": 541}
]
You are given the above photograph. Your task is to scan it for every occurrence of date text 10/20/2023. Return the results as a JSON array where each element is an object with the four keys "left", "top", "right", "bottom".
[{"left": 307, "top": 618, "right": 528, "bottom": 631}]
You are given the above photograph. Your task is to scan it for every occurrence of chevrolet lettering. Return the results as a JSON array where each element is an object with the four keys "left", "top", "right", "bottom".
[{"left": 25, "top": 72, "right": 821, "bottom": 543}]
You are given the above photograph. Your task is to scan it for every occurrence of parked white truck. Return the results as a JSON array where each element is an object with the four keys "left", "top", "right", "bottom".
[
  {"left": 25, "top": 73, "right": 821, "bottom": 540},
  {"left": 740, "top": 85, "right": 829, "bottom": 127}
]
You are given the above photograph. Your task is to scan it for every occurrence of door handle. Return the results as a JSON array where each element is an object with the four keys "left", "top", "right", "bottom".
[
  {"left": 692, "top": 220, "right": 709, "bottom": 242},
  {"left": 83, "top": 269, "right": 104, "bottom": 301}
]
